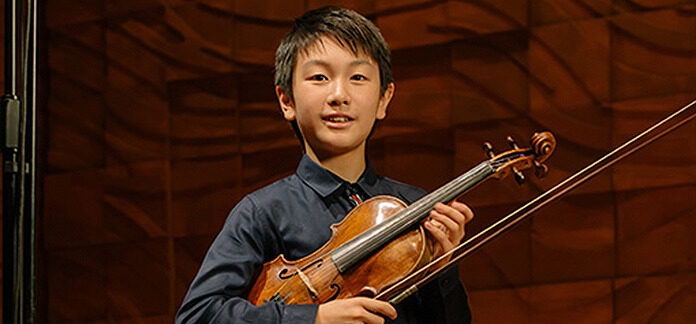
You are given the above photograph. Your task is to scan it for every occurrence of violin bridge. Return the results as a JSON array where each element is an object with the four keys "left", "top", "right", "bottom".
[{"left": 296, "top": 268, "right": 319, "bottom": 299}]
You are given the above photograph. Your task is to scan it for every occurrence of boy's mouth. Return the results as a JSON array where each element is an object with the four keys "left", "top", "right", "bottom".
[
  {"left": 324, "top": 116, "right": 352, "bottom": 122},
  {"left": 322, "top": 114, "right": 354, "bottom": 123}
]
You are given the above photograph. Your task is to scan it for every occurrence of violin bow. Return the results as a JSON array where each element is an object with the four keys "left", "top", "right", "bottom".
[{"left": 378, "top": 99, "right": 696, "bottom": 304}]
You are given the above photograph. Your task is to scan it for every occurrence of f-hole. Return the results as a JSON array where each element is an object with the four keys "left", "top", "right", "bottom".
[
  {"left": 326, "top": 284, "right": 341, "bottom": 302},
  {"left": 278, "top": 258, "right": 324, "bottom": 279}
]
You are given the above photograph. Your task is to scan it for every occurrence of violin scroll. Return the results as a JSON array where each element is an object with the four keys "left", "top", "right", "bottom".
[
  {"left": 486, "top": 131, "right": 556, "bottom": 182},
  {"left": 530, "top": 131, "right": 555, "bottom": 163}
]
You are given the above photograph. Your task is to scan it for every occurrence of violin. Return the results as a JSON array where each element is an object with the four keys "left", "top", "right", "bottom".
[
  {"left": 247, "top": 98, "right": 695, "bottom": 307},
  {"left": 247, "top": 132, "right": 557, "bottom": 305}
]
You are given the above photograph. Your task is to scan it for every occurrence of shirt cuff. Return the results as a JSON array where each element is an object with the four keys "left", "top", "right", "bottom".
[{"left": 282, "top": 304, "right": 319, "bottom": 324}]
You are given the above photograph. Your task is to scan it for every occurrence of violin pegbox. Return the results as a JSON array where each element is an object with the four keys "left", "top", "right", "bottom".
[{"left": 485, "top": 131, "right": 556, "bottom": 184}]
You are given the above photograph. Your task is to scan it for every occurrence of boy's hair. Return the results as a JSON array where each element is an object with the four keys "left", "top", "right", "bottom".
[{"left": 275, "top": 6, "right": 393, "bottom": 148}]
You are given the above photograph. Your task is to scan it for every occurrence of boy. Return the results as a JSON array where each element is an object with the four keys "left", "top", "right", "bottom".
[{"left": 177, "top": 6, "right": 473, "bottom": 324}]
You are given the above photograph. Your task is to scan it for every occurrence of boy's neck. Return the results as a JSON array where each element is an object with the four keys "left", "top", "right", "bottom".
[{"left": 305, "top": 144, "right": 366, "bottom": 183}]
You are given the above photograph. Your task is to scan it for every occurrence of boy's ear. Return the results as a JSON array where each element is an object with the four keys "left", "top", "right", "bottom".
[
  {"left": 376, "top": 82, "right": 395, "bottom": 120},
  {"left": 276, "top": 86, "right": 296, "bottom": 121}
]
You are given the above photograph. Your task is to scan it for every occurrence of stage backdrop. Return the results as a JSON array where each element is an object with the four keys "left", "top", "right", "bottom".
[{"left": 6, "top": 0, "right": 694, "bottom": 322}]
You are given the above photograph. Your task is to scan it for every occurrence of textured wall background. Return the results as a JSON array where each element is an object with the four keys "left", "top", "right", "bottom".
[{"left": 9, "top": 0, "right": 694, "bottom": 322}]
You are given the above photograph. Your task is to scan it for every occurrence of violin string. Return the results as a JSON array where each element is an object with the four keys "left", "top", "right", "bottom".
[
  {"left": 276, "top": 272, "right": 306, "bottom": 301},
  {"left": 272, "top": 265, "right": 315, "bottom": 302},
  {"left": 376, "top": 99, "right": 696, "bottom": 301}
]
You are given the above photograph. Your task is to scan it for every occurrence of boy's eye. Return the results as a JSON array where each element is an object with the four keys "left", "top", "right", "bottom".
[
  {"left": 351, "top": 74, "right": 367, "bottom": 81},
  {"left": 309, "top": 74, "right": 328, "bottom": 81}
]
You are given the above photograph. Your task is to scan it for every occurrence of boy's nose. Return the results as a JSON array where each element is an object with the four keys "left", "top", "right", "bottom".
[{"left": 327, "top": 82, "right": 350, "bottom": 107}]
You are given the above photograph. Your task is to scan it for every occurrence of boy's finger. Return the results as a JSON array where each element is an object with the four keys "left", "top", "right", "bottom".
[
  {"left": 361, "top": 298, "right": 397, "bottom": 320},
  {"left": 451, "top": 201, "right": 474, "bottom": 222},
  {"left": 435, "top": 203, "right": 465, "bottom": 226},
  {"left": 425, "top": 220, "right": 451, "bottom": 247},
  {"left": 429, "top": 211, "right": 459, "bottom": 235}
]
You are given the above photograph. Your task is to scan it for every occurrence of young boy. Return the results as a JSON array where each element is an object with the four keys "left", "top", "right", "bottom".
[{"left": 177, "top": 6, "right": 473, "bottom": 324}]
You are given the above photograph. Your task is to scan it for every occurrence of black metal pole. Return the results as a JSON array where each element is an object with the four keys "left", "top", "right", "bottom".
[
  {"left": 4, "top": 0, "right": 16, "bottom": 94},
  {"left": 3, "top": 0, "right": 24, "bottom": 322},
  {"left": 3, "top": 0, "right": 37, "bottom": 322}
]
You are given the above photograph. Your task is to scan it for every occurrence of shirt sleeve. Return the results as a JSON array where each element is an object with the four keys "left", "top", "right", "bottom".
[{"left": 175, "top": 196, "right": 319, "bottom": 324}]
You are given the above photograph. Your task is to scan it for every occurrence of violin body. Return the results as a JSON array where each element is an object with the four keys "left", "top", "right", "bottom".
[{"left": 247, "top": 195, "right": 433, "bottom": 305}]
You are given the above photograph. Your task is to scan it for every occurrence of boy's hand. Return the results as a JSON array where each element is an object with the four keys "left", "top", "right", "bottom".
[
  {"left": 315, "top": 297, "right": 397, "bottom": 324},
  {"left": 424, "top": 201, "right": 474, "bottom": 268}
]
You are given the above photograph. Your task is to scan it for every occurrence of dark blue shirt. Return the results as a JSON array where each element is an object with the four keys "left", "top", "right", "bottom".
[{"left": 176, "top": 155, "right": 471, "bottom": 323}]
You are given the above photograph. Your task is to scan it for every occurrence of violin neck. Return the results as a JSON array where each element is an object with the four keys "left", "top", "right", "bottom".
[{"left": 331, "top": 161, "right": 495, "bottom": 273}]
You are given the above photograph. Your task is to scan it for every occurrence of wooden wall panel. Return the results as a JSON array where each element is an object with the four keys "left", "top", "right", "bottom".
[
  {"left": 611, "top": 94, "right": 696, "bottom": 191},
  {"left": 234, "top": 0, "right": 306, "bottom": 20},
  {"left": 530, "top": 193, "right": 615, "bottom": 283},
  {"left": 46, "top": 73, "right": 106, "bottom": 171},
  {"left": 46, "top": 247, "right": 108, "bottom": 321},
  {"left": 617, "top": 185, "right": 696, "bottom": 275},
  {"left": 526, "top": 280, "right": 613, "bottom": 323},
  {"left": 459, "top": 202, "right": 532, "bottom": 289},
  {"left": 388, "top": 76, "right": 454, "bottom": 131},
  {"left": 451, "top": 34, "right": 529, "bottom": 123},
  {"left": 610, "top": 7, "right": 696, "bottom": 101},
  {"left": 242, "top": 148, "right": 302, "bottom": 193},
  {"left": 530, "top": 0, "right": 613, "bottom": 26},
  {"left": 615, "top": 273, "right": 696, "bottom": 323},
  {"left": 169, "top": 75, "right": 239, "bottom": 160},
  {"left": 103, "top": 161, "right": 169, "bottom": 239},
  {"left": 44, "top": 169, "right": 108, "bottom": 249},
  {"left": 529, "top": 19, "right": 610, "bottom": 111},
  {"left": 104, "top": 240, "right": 171, "bottom": 319},
  {"left": 377, "top": 4, "right": 453, "bottom": 49},
  {"left": 382, "top": 129, "right": 454, "bottom": 192},
  {"left": 469, "top": 280, "right": 614, "bottom": 323},
  {"left": 171, "top": 157, "right": 240, "bottom": 237},
  {"left": 35, "top": 0, "right": 696, "bottom": 322},
  {"left": 234, "top": 19, "right": 290, "bottom": 65},
  {"left": 46, "top": 23, "right": 106, "bottom": 172},
  {"left": 45, "top": 0, "right": 104, "bottom": 28}
]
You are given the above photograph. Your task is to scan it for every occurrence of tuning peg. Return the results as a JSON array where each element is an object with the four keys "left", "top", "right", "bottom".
[
  {"left": 483, "top": 142, "right": 495, "bottom": 159},
  {"left": 506, "top": 136, "right": 519, "bottom": 150},
  {"left": 512, "top": 167, "right": 525, "bottom": 184},
  {"left": 534, "top": 161, "right": 548, "bottom": 178}
]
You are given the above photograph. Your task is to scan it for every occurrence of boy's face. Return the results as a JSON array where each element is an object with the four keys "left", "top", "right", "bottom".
[{"left": 276, "top": 36, "right": 394, "bottom": 158}]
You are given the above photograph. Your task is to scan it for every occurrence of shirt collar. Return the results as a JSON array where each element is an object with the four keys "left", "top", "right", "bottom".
[{"left": 296, "top": 155, "right": 380, "bottom": 198}]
